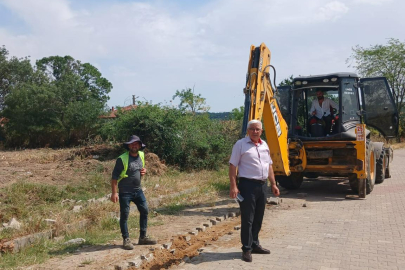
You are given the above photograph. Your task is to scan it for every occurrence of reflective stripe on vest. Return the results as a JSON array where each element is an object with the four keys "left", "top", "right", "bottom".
[{"left": 117, "top": 151, "right": 145, "bottom": 183}]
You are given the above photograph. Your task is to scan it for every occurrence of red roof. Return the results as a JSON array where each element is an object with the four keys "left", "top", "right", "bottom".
[{"left": 100, "top": 105, "right": 138, "bottom": 119}]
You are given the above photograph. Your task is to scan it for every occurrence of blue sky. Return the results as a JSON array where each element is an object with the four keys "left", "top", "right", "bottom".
[{"left": 1, "top": 0, "right": 404, "bottom": 112}]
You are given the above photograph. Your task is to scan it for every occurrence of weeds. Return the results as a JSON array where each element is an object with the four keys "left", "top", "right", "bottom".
[
  {"left": 81, "top": 258, "right": 95, "bottom": 265},
  {"left": 0, "top": 238, "right": 55, "bottom": 269},
  {"left": 0, "top": 158, "right": 230, "bottom": 269}
]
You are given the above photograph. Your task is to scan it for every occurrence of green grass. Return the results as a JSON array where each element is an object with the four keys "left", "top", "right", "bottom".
[
  {"left": 208, "top": 178, "right": 229, "bottom": 192},
  {"left": 0, "top": 165, "right": 230, "bottom": 269},
  {"left": 0, "top": 172, "right": 112, "bottom": 238},
  {"left": 0, "top": 212, "right": 145, "bottom": 269},
  {"left": 0, "top": 238, "right": 59, "bottom": 269},
  {"left": 81, "top": 258, "right": 95, "bottom": 265},
  {"left": 157, "top": 202, "right": 188, "bottom": 215}
]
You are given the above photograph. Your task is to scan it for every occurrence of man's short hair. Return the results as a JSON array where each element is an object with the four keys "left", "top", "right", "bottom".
[{"left": 247, "top": 120, "right": 262, "bottom": 129}]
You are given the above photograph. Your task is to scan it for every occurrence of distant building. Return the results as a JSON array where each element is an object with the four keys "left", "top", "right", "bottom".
[{"left": 100, "top": 104, "right": 138, "bottom": 119}]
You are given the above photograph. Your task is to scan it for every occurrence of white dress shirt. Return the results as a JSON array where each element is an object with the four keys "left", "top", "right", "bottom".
[
  {"left": 229, "top": 137, "right": 273, "bottom": 180},
  {"left": 310, "top": 98, "right": 338, "bottom": 119}
]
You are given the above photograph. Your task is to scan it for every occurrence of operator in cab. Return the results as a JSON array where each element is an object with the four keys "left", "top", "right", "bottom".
[{"left": 310, "top": 90, "right": 338, "bottom": 135}]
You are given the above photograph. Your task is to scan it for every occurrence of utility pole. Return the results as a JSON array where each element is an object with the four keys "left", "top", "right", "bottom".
[{"left": 132, "top": 95, "right": 139, "bottom": 105}]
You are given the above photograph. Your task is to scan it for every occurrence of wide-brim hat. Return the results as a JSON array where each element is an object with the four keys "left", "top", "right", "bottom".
[{"left": 123, "top": 135, "right": 146, "bottom": 149}]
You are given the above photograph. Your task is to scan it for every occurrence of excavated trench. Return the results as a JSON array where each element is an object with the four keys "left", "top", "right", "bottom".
[{"left": 137, "top": 217, "right": 241, "bottom": 270}]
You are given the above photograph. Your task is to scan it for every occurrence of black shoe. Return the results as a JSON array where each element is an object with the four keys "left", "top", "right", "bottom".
[
  {"left": 242, "top": 250, "right": 252, "bottom": 262},
  {"left": 252, "top": 245, "right": 270, "bottom": 254}
]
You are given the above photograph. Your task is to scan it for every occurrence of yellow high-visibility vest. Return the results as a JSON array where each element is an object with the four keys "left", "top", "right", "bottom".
[{"left": 117, "top": 151, "right": 145, "bottom": 183}]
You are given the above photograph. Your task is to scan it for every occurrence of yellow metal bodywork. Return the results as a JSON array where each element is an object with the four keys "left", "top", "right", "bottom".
[
  {"left": 354, "top": 124, "right": 367, "bottom": 180},
  {"left": 244, "top": 44, "right": 368, "bottom": 196},
  {"left": 288, "top": 141, "right": 306, "bottom": 172},
  {"left": 245, "top": 43, "right": 290, "bottom": 176}
]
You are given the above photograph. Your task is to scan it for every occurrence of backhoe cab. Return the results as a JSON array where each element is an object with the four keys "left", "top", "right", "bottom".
[{"left": 242, "top": 43, "right": 398, "bottom": 198}]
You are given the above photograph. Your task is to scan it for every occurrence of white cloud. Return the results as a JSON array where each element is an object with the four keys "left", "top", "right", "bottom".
[
  {"left": 316, "top": 1, "right": 349, "bottom": 22},
  {"left": 1, "top": 0, "right": 76, "bottom": 30},
  {"left": 0, "top": 0, "right": 403, "bottom": 111},
  {"left": 354, "top": 0, "right": 392, "bottom": 5}
]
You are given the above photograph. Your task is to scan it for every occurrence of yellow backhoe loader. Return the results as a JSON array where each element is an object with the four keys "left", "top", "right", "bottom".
[{"left": 241, "top": 43, "right": 398, "bottom": 198}]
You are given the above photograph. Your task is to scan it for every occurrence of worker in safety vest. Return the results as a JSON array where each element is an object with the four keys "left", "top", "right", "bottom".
[{"left": 111, "top": 135, "right": 157, "bottom": 250}]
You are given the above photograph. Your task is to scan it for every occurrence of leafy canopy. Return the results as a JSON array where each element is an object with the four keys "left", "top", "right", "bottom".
[
  {"left": 172, "top": 87, "right": 210, "bottom": 114},
  {"left": 2, "top": 50, "right": 111, "bottom": 147},
  {"left": 348, "top": 38, "right": 405, "bottom": 112},
  {"left": 348, "top": 38, "right": 405, "bottom": 138},
  {"left": 36, "top": 56, "right": 112, "bottom": 104},
  {"left": 278, "top": 75, "right": 294, "bottom": 87},
  {"left": 0, "top": 46, "right": 35, "bottom": 110}
]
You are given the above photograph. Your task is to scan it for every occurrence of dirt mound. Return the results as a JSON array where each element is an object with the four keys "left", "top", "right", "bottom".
[
  {"left": 145, "top": 153, "right": 167, "bottom": 176},
  {"left": 71, "top": 144, "right": 122, "bottom": 161},
  {"left": 71, "top": 146, "right": 167, "bottom": 176}
]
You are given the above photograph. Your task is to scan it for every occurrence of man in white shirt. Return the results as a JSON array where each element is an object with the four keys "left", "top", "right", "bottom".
[
  {"left": 310, "top": 90, "right": 338, "bottom": 135},
  {"left": 229, "top": 120, "right": 280, "bottom": 262}
]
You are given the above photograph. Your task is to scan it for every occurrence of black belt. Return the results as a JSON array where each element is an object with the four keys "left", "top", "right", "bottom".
[{"left": 239, "top": 177, "right": 266, "bottom": 184}]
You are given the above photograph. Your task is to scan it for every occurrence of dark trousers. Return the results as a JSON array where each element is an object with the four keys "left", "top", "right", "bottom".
[
  {"left": 119, "top": 190, "right": 149, "bottom": 240},
  {"left": 238, "top": 179, "right": 267, "bottom": 251},
  {"left": 323, "top": 115, "right": 333, "bottom": 135}
]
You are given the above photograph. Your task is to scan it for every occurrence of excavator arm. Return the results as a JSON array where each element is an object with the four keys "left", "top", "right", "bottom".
[{"left": 241, "top": 43, "right": 291, "bottom": 176}]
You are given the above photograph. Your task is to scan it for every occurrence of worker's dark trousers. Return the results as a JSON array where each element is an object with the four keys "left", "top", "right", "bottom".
[
  {"left": 238, "top": 179, "right": 267, "bottom": 252},
  {"left": 119, "top": 190, "right": 149, "bottom": 240},
  {"left": 323, "top": 115, "right": 333, "bottom": 135}
]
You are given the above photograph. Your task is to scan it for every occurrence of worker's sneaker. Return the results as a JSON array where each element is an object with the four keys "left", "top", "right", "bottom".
[
  {"left": 138, "top": 235, "right": 157, "bottom": 245},
  {"left": 123, "top": 238, "right": 134, "bottom": 250}
]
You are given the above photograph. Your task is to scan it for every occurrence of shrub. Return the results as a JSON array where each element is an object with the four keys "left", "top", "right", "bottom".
[{"left": 99, "top": 104, "right": 238, "bottom": 170}]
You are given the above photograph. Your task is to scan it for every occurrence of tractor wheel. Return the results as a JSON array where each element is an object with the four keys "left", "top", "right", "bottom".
[
  {"left": 375, "top": 148, "right": 386, "bottom": 184},
  {"left": 367, "top": 141, "right": 376, "bottom": 193},
  {"left": 348, "top": 140, "right": 376, "bottom": 194},
  {"left": 276, "top": 173, "right": 304, "bottom": 190},
  {"left": 385, "top": 147, "right": 393, "bottom": 178}
]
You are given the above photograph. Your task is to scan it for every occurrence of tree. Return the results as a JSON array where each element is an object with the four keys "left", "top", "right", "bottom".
[
  {"left": 2, "top": 83, "right": 60, "bottom": 146},
  {"left": 278, "top": 75, "right": 294, "bottom": 87},
  {"left": 35, "top": 56, "right": 112, "bottom": 143},
  {"left": 36, "top": 56, "right": 112, "bottom": 104},
  {"left": 230, "top": 106, "right": 244, "bottom": 121},
  {"left": 172, "top": 87, "right": 210, "bottom": 114},
  {"left": 348, "top": 38, "right": 405, "bottom": 139},
  {"left": 0, "top": 46, "right": 35, "bottom": 110},
  {"left": 2, "top": 54, "right": 111, "bottom": 147}
]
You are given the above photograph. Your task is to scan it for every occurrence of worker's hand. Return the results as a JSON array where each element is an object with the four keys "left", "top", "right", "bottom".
[
  {"left": 271, "top": 184, "right": 280, "bottom": 197},
  {"left": 110, "top": 192, "right": 118, "bottom": 203},
  {"left": 140, "top": 168, "right": 147, "bottom": 176},
  {"left": 230, "top": 185, "right": 239, "bottom": 199},
  {"left": 312, "top": 111, "right": 316, "bottom": 116}
]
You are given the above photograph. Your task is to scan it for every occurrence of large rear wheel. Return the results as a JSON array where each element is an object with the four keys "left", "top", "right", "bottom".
[
  {"left": 367, "top": 142, "right": 376, "bottom": 193},
  {"left": 375, "top": 148, "right": 386, "bottom": 184},
  {"left": 348, "top": 140, "right": 376, "bottom": 194},
  {"left": 276, "top": 173, "right": 304, "bottom": 190}
]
